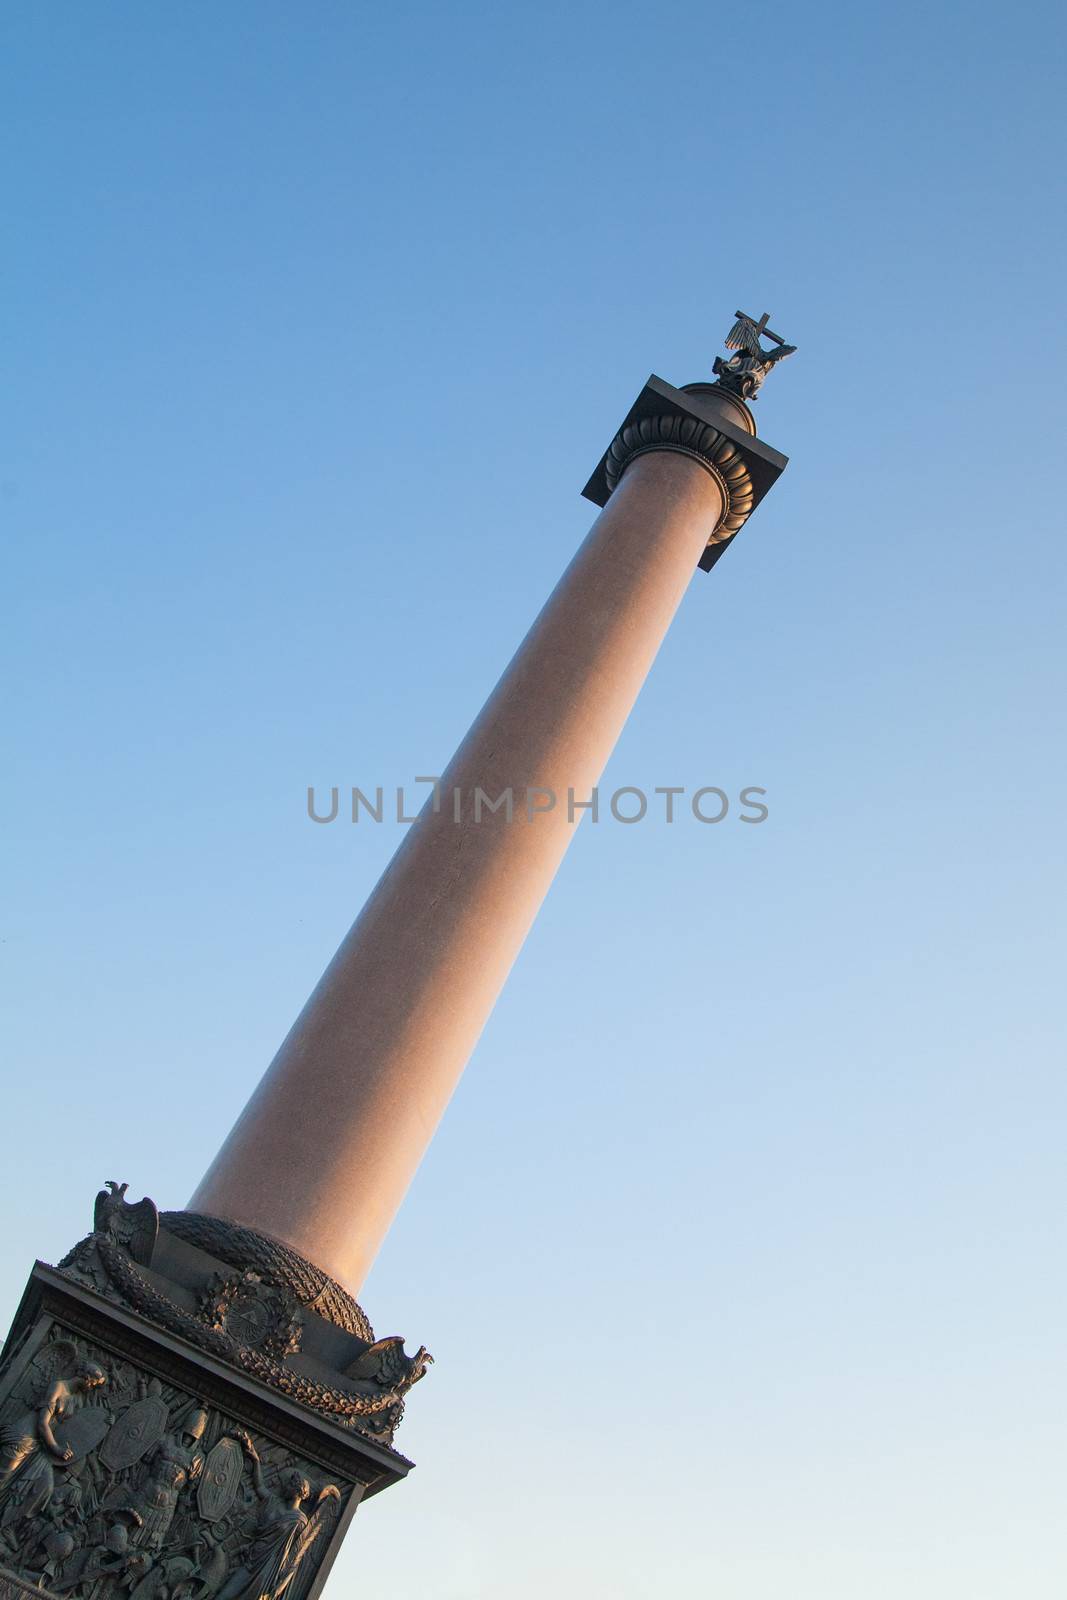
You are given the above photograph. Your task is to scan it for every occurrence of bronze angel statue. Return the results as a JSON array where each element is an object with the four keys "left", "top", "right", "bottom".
[{"left": 712, "top": 310, "right": 796, "bottom": 401}]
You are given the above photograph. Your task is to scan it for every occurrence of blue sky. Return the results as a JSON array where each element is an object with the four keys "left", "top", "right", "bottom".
[{"left": 4, "top": 2, "right": 1066, "bottom": 1595}]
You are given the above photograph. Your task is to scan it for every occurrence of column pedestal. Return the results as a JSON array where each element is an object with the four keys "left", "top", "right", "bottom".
[{"left": 0, "top": 1191, "right": 417, "bottom": 1600}]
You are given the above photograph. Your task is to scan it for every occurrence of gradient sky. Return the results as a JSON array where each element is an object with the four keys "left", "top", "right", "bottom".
[{"left": 4, "top": 3, "right": 1066, "bottom": 1596}]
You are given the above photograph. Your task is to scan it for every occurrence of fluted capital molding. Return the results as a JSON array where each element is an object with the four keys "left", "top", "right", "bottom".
[
  {"left": 604, "top": 413, "right": 754, "bottom": 549},
  {"left": 582, "top": 374, "right": 789, "bottom": 574}
]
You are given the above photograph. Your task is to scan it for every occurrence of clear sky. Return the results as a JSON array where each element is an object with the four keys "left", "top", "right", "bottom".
[{"left": 4, "top": 2, "right": 1066, "bottom": 1595}]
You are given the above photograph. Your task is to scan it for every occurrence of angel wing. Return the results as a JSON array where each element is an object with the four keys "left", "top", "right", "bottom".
[
  {"left": 723, "top": 316, "right": 763, "bottom": 355},
  {"left": 19, "top": 1338, "right": 81, "bottom": 1406},
  {"left": 42, "top": 1337, "right": 81, "bottom": 1375},
  {"left": 0, "top": 1357, "right": 52, "bottom": 1426},
  {"left": 276, "top": 1486, "right": 342, "bottom": 1599}
]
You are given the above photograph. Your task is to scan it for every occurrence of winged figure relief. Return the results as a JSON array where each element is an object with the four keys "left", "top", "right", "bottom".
[
  {"left": 272, "top": 1485, "right": 341, "bottom": 1600},
  {"left": 0, "top": 1339, "right": 109, "bottom": 1540}
]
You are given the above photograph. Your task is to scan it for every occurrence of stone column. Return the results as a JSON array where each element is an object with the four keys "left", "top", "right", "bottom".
[
  {"left": 0, "top": 365, "right": 791, "bottom": 1600},
  {"left": 189, "top": 378, "right": 786, "bottom": 1294}
]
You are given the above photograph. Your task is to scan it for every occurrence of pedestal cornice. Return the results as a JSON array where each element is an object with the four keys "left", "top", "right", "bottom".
[{"left": 582, "top": 374, "right": 789, "bottom": 572}]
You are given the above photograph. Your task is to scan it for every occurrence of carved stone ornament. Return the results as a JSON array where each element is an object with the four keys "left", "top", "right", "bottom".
[
  {"left": 97, "top": 1395, "right": 169, "bottom": 1472},
  {"left": 604, "top": 413, "right": 756, "bottom": 546},
  {"left": 57, "top": 1188, "right": 429, "bottom": 1439},
  {"left": 198, "top": 1273, "right": 304, "bottom": 1363},
  {"left": 0, "top": 1324, "right": 349, "bottom": 1600},
  {"left": 198, "top": 1439, "right": 244, "bottom": 1524},
  {"left": 0, "top": 1183, "right": 432, "bottom": 1599},
  {"left": 581, "top": 372, "right": 789, "bottom": 575}
]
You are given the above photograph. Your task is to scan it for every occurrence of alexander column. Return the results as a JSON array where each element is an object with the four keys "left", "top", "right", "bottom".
[{"left": 0, "top": 314, "right": 792, "bottom": 1600}]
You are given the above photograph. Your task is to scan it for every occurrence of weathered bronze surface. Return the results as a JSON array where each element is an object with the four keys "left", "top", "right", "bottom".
[
  {"left": 582, "top": 373, "right": 788, "bottom": 573},
  {"left": 0, "top": 1187, "right": 428, "bottom": 1599},
  {"left": 712, "top": 309, "right": 797, "bottom": 401}
]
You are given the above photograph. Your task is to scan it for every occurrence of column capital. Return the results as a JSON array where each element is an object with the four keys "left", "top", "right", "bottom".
[{"left": 582, "top": 375, "right": 789, "bottom": 572}]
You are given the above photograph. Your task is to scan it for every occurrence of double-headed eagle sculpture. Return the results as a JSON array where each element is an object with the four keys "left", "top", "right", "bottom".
[{"left": 713, "top": 310, "right": 796, "bottom": 402}]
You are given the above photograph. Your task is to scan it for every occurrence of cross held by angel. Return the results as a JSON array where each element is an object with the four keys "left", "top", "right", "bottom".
[{"left": 712, "top": 310, "right": 796, "bottom": 401}]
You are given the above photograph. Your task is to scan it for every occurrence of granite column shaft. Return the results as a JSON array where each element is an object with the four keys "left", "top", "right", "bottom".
[{"left": 190, "top": 448, "right": 726, "bottom": 1292}]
